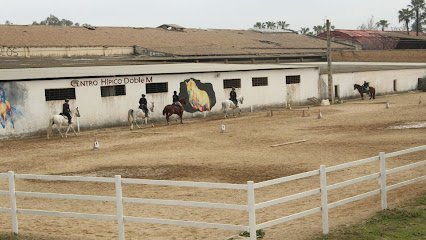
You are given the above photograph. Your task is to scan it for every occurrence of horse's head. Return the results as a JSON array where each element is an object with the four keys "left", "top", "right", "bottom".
[
  {"left": 238, "top": 96, "right": 244, "bottom": 104},
  {"left": 354, "top": 84, "right": 359, "bottom": 90},
  {"left": 73, "top": 107, "right": 81, "bottom": 118}
]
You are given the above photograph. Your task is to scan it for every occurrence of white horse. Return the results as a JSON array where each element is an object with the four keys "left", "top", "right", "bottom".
[
  {"left": 47, "top": 107, "right": 80, "bottom": 139},
  {"left": 221, "top": 96, "right": 244, "bottom": 118},
  {"left": 128, "top": 102, "right": 154, "bottom": 130}
]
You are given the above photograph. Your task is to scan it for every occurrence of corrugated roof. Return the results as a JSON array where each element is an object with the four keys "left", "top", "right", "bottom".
[{"left": 0, "top": 25, "right": 351, "bottom": 56}]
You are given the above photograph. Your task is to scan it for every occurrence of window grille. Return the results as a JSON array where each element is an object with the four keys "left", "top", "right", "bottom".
[
  {"left": 101, "top": 85, "right": 126, "bottom": 97},
  {"left": 223, "top": 79, "right": 241, "bottom": 89},
  {"left": 45, "top": 88, "right": 76, "bottom": 101},
  {"left": 146, "top": 82, "right": 168, "bottom": 93},
  {"left": 252, "top": 77, "right": 268, "bottom": 86},
  {"left": 286, "top": 75, "right": 301, "bottom": 84}
]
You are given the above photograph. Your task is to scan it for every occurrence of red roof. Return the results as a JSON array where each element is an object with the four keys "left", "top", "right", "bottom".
[{"left": 318, "top": 30, "right": 398, "bottom": 50}]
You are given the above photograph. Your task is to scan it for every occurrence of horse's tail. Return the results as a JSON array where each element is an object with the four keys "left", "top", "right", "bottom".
[
  {"left": 221, "top": 101, "right": 226, "bottom": 113},
  {"left": 371, "top": 87, "right": 376, "bottom": 99},
  {"left": 128, "top": 109, "right": 134, "bottom": 123},
  {"left": 47, "top": 117, "right": 54, "bottom": 139},
  {"left": 162, "top": 107, "right": 166, "bottom": 116}
]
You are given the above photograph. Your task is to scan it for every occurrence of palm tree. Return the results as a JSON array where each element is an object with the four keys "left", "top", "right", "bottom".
[
  {"left": 265, "top": 21, "right": 276, "bottom": 29},
  {"left": 408, "top": 0, "right": 426, "bottom": 36},
  {"left": 253, "top": 22, "right": 263, "bottom": 29},
  {"left": 399, "top": 8, "right": 415, "bottom": 35},
  {"left": 376, "top": 20, "right": 390, "bottom": 31},
  {"left": 277, "top": 21, "right": 290, "bottom": 30},
  {"left": 299, "top": 27, "right": 310, "bottom": 35}
]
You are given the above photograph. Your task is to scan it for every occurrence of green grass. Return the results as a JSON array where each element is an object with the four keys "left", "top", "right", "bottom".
[{"left": 314, "top": 193, "right": 426, "bottom": 240}]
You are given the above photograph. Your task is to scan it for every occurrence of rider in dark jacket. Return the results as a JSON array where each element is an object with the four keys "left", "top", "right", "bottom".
[
  {"left": 362, "top": 81, "right": 370, "bottom": 91},
  {"left": 172, "top": 91, "right": 183, "bottom": 110},
  {"left": 229, "top": 87, "right": 238, "bottom": 107},
  {"left": 139, "top": 94, "right": 149, "bottom": 116},
  {"left": 62, "top": 99, "right": 72, "bottom": 124}
]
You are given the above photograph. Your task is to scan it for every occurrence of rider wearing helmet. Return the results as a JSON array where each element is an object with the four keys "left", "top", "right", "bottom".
[
  {"left": 139, "top": 94, "right": 149, "bottom": 116},
  {"left": 62, "top": 99, "right": 72, "bottom": 124},
  {"left": 229, "top": 87, "right": 238, "bottom": 107},
  {"left": 172, "top": 90, "right": 183, "bottom": 111}
]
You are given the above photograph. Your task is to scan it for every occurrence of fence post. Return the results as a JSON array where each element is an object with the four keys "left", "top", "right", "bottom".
[
  {"left": 115, "top": 175, "right": 125, "bottom": 240},
  {"left": 379, "top": 152, "right": 388, "bottom": 210},
  {"left": 247, "top": 181, "right": 257, "bottom": 240},
  {"left": 8, "top": 171, "right": 18, "bottom": 235},
  {"left": 319, "top": 165, "right": 329, "bottom": 235}
]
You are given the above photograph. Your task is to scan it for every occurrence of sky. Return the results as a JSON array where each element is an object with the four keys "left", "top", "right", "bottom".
[{"left": 1, "top": 0, "right": 412, "bottom": 31}]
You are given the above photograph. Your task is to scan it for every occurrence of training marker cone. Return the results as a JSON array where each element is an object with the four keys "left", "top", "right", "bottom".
[
  {"left": 318, "top": 109, "right": 323, "bottom": 119},
  {"left": 419, "top": 96, "right": 422, "bottom": 104},
  {"left": 93, "top": 138, "right": 100, "bottom": 150},
  {"left": 385, "top": 102, "right": 390, "bottom": 109}
]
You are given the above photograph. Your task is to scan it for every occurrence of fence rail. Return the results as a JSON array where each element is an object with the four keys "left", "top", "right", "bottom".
[{"left": 0, "top": 145, "right": 424, "bottom": 240}]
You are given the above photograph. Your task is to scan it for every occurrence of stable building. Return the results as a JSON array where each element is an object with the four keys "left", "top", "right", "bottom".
[{"left": 0, "top": 63, "right": 319, "bottom": 138}]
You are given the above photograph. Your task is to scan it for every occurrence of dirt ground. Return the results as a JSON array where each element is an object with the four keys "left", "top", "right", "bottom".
[{"left": 0, "top": 92, "right": 425, "bottom": 240}]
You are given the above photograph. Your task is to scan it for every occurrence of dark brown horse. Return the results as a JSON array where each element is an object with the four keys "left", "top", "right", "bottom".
[
  {"left": 162, "top": 98, "right": 186, "bottom": 125},
  {"left": 354, "top": 84, "right": 376, "bottom": 100}
]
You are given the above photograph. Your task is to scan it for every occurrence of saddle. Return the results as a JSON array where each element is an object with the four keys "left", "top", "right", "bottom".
[{"left": 59, "top": 113, "right": 69, "bottom": 120}]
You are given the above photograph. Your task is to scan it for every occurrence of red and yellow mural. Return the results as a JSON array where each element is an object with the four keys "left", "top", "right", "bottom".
[{"left": 179, "top": 78, "right": 216, "bottom": 113}]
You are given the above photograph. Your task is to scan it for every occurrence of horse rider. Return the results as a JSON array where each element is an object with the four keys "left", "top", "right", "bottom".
[
  {"left": 62, "top": 99, "right": 72, "bottom": 124},
  {"left": 229, "top": 87, "right": 238, "bottom": 107},
  {"left": 139, "top": 94, "right": 149, "bottom": 116},
  {"left": 172, "top": 91, "right": 183, "bottom": 111},
  {"left": 362, "top": 81, "right": 370, "bottom": 92}
]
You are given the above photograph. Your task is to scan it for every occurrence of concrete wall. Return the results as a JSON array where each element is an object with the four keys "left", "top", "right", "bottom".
[
  {"left": 0, "top": 67, "right": 318, "bottom": 137},
  {"left": 320, "top": 68, "right": 426, "bottom": 99}
]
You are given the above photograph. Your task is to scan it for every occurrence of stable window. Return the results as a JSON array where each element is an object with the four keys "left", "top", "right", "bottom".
[
  {"left": 146, "top": 82, "right": 168, "bottom": 93},
  {"left": 286, "top": 75, "right": 301, "bottom": 84},
  {"left": 223, "top": 79, "right": 241, "bottom": 89},
  {"left": 101, "top": 85, "right": 126, "bottom": 97},
  {"left": 252, "top": 77, "right": 268, "bottom": 86},
  {"left": 45, "top": 88, "right": 76, "bottom": 101}
]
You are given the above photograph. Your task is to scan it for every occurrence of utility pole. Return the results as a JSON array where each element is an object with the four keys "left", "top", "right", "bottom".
[{"left": 326, "top": 19, "right": 334, "bottom": 104}]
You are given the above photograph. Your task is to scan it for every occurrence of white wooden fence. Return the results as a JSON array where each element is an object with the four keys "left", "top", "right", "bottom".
[{"left": 0, "top": 145, "right": 425, "bottom": 240}]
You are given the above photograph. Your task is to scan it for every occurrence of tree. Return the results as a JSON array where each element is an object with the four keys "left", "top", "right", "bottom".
[
  {"left": 276, "top": 21, "right": 289, "bottom": 30},
  {"left": 299, "top": 27, "right": 310, "bottom": 35},
  {"left": 399, "top": 8, "right": 415, "bottom": 34},
  {"left": 265, "top": 21, "right": 276, "bottom": 29},
  {"left": 408, "top": 0, "right": 426, "bottom": 36},
  {"left": 253, "top": 22, "right": 263, "bottom": 29},
  {"left": 32, "top": 14, "right": 84, "bottom": 27},
  {"left": 376, "top": 20, "right": 390, "bottom": 31},
  {"left": 358, "top": 16, "right": 378, "bottom": 30}
]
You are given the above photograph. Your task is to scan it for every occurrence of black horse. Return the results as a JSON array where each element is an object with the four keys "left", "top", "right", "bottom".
[{"left": 354, "top": 84, "right": 376, "bottom": 100}]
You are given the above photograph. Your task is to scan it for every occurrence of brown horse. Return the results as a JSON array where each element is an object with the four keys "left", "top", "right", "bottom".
[
  {"left": 162, "top": 98, "right": 186, "bottom": 125},
  {"left": 354, "top": 84, "right": 376, "bottom": 100}
]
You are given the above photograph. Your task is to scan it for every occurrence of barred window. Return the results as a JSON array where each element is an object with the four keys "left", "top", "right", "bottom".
[
  {"left": 223, "top": 79, "right": 241, "bottom": 89},
  {"left": 101, "top": 85, "right": 126, "bottom": 97},
  {"left": 146, "top": 82, "right": 168, "bottom": 93},
  {"left": 45, "top": 88, "right": 76, "bottom": 101},
  {"left": 286, "top": 75, "right": 301, "bottom": 84},
  {"left": 252, "top": 77, "right": 268, "bottom": 86}
]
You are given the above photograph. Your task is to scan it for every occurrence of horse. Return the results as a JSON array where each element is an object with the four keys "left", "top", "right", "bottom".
[
  {"left": 186, "top": 79, "right": 210, "bottom": 112},
  {"left": 128, "top": 102, "right": 154, "bottom": 130},
  {"left": 221, "top": 96, "right": 244, "bottom": 118},
  {"left": 162, "top": 98, "right": 186, "bottom": 125},
  {"left": 0, "top": 100, "right": 15, "bottom": 129},
  {"left": 354, "top": 84, "right": 376, "bottom": 100},
  {"left": 47, "top": 107, "right": 80, "bottom": 139}
]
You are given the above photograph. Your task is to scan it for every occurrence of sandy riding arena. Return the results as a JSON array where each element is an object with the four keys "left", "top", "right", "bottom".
[{"left": 0, "top": 92, "right": 425, "bottom": 240}]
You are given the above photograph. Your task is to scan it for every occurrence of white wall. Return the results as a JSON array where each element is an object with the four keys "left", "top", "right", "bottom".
[
  {"left": 320, "top": 68, "right": 426, "bottom": 99},
  {"left": 0, "top": 67, "right": 319, "bottom": 137}
]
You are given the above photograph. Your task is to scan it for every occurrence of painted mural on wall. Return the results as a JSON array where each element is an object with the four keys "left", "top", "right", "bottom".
[
  {"left": 179, "top": 78, "right": 216, "bottom": 113},
  {"left": 0, "top": 83, "right": 26, "bottom": 129}
]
